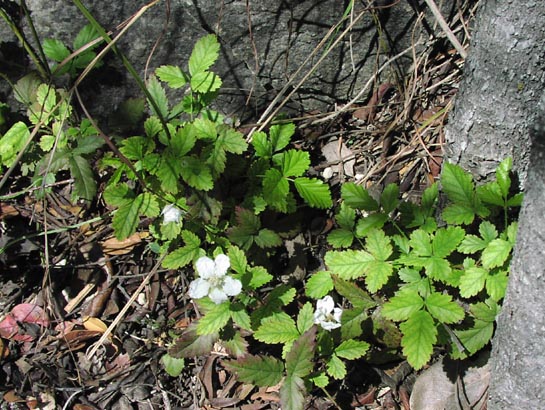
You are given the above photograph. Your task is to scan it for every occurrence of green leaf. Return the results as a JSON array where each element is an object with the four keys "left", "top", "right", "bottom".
[
  {"left": 224, "top": 355, "right": 284, "bottom": 387},
  {"left": 327, "top": 229, "right": 354, "bottom": 248},
  {"left": 269, "top": 123, "right": 294, "bottom": 153},
  {"left": 326, "top": 354, "right": 346, "bottom": 380},
  {"left": 485, "top": 271, "right": 508, "bottom": 301},
  {"left": 161, "top": 354, "right": 185, "bottom": 377},
  {"left": 112, "top": 193, "right": 157, "bottom": 239},
  {"left": 228, "top": 246, "right": 247, "bottom": 275},
  {"left": 341, "top": 183, "right": 379, "bottom": 211},
  {"left": 293, "top": 177, "right": 333, "bottom": 209},
  {"left": 276, "top": 150, "right": 310, "bottom": 177},
  {"left": 296, "top": 303, "right": 315, "bottom": 334},
  {"left": 382, "top": 289, "right": 424, "bottom": 322},
  {"left": 478, "top": 182, "right": 504, "bottom": 206},
  {"left": 156, "top": 65, "right": 187, "bottom": 88},
  {"left": 197, "top": 302, "right": 231, "bottom": 335},
  {"left": 422, "top": 183, "right": 439, "bottom": 210},
  {"left": 169, "top": 323, "right": 218, "bottom": 358},
  {"left": 280, "top": 376, "right": 306, "bottom": 410},
  {"left": 306, "top": 271, "right": 334, "bottom": 299},
  {"left": 193, "top": 117, "right": 217, "bottom": 140},
  {"left": 340, "top": 308, "right": 367, "bottom": 339},
  {"left": 146, "top": 75, "right": 169, "bottom": 118},
  {"left": 0, "top": 122, "right": 29, "bottom": 167},
  {"left": 180, "top": 156, "right": 213, "bottom": 190},
  {"left": 333, "top": 276, "right": 377, "bottom": 310},
  {"left": 247, "top": 266, "right": 273, "bottom": 289},
  {"left": 263, "top": 168, "right": 289, "bottom": 211},
  {"left": 286, "top": 327, "right": 316, "bottom": 378},
  {"left": 172, "top": 124, "right": 197, "bottom": 156},
  {"left": 73, "top": 24, "right": 100, "bottom": 50},
  {"left": 455, "top": 319, "right": 494, "bottom": 355},
  {"left": 254, "top": 313, "right": 299, "bottom": 344},
  {"left": 481, "top": 239, "right": 512, "bottom": 269},
  {"left": 103, "top": 183, "right": 132, "bottom": 207},
  {"left": 400, "top": 310, "right": 436, "bottom": 370},
  {"left": 433, "top": 226, "right": 465, "bottom": 258},
  {"left": 480, "top": 221, "right": 498, "bottom": 242},
  {"left": 255, "top": 229, "right": 282, "bottom": 248},
  {"left": 441, "top": 162, "right": 475, "bottom": 206},
  {"left": 336, "top": 203, "right": 356, "bottom": 230},
  {"left": 162, "top": 230, "right": 202, "bottom": 269},
  {"left": 73, "top": 135, "right": 104, "bottom": 155},
  {"left": 69, "top": 155, "right": 96, "bottom": 200},
  {"left": 334, "top": 339, "right": 370, "bottom": 360},
  {"left": 425, "top": 293, "right": 464, "bottom": 324},
  {"left": 230, "top": 304, "right": 252, "bottom": 330},
  {"left": 442, "top": 203, "right": 476, "bottom": 225},
  {"left": 311, "top": 373, "right": 329, "bottom": 388},
  {"left": 355, "top": 213, "right": 388, "bottom": 237},
  {"left": 470, "top": 300, "right": 499, "bottom": 322},
  {"left": 365, "top": 260, "right": 394, "bottom": 293},
  {"left": 325, "top": 250, "right": 373, "bottom": 280},
  {"left": 496, "top": 157, "right": 512, "bottom": 198},
  {"left": 507, "top": 193, "right": 524, "bottom": 207},
  {"left": 380, "top": 183, "right": 399, "bottom": 214},
  {"left": 189, "top": 34, "right": 220, "bottom": 75},
  {"left": 458, "top": 235, "right": 487, "bottom": 254},
  {"left": 409, "top": 229, "right": 432, "bottom": 256},
  {"left": 365, "top": 229, "right": 392, "bottom": 260},
  {"left": 218, "top": 127, "right": 247, "bottom": 154},
  {"left": 459, "top": 266, "right": 488, "bottom": 298},
  {"left": 43, "top": 38, "right": 70, "bottom": 62},
  {"left": 252, "top": 131, "right": 272, "bottom": 157},
  {"left": 190, "top": 71, "right": 222, "bottom": 93}
]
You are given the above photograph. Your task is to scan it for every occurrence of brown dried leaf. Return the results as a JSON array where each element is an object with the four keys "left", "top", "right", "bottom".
[
  {"left": 101, "top": 232, "right": 148, "bottom": 255},
  {"left": 82, "top": 317, "right": 108, "bottom": 333}
]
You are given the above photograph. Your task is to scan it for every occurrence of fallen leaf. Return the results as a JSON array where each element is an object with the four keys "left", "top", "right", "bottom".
[
  {"left": 82, "top": 317, "right": 108, "bottom": 333},
  {"left": 0, "top": 203, "right": 18, "bottom": 219},
  {"left": 101, "top": 232, "right": 148, "bottom": 255},
  {"left": 0, "top": 303, "right": 49, "bottom": 342},
  {"left": 321, "top": 140, "right": 355, "bottom": 177},
  {"left": 61, "top": 329, "right": 103, "bottom": 351}
]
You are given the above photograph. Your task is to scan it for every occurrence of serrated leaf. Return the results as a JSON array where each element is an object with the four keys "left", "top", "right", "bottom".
[
  {"left": 455, "top": 319, "right": 494, "bottom": 355},
  {"left": 294, "top": 177, "right": 332, "bottom": 209},
  {"left": 296, "top": 303, "right": 315, "bottom": 334},
  {"left": 276, "top": 150, "right": 310, "bottom": 177},
  {"left": 255, "top": 229, "right": 282, "bottom": 248},
  {"left": 327, "top": 229, "right": 354, "bottom": 248},
  {"left": 477, "top": 182, "right": 504, "bottom": 206},
  {"left": 333, "top": 276, "right": 376, "bottom": 310},
  {"left": 280, "top": 375, "right": 306, "bottom": 410},
  {"left": 252, "top": 131, "right": 272, "bottom": 157},
  {"left": 224, "top": 355, "right": 284, "bottom": 387},
  {"left": 425, "top": 293, "right": 464, "bottom": 324},
  {"left": 247, "top": 266, "right": 273, "bottom": 289},
  {"left": 73, "top": 135, "right": 104, "bottom": 155},
  {"left": 422, "top": 183, "right": 439, "bottom": 210},
  {"left": 441, "top": 162, "right": 475, "bottom": 206},
  {"left": 365, "top": 260, "right": 394, "bottom": 293},
  {"left": 197, "top": 302, "right": 231, "bottom": 335},
  {"left": 424, "top": 256, "right": 452, "bottom": 282},
  {"left": 193, "top": 117, "right": 217, "bottom": 140},
  {"left": 103, "top": 183, "right": 132, "bottom": 207},
  {"left": 286, "top": 327, "right": 316, "bottom": 378},
  {"left": 470, "top": 300, "right": 499, "bottom": 322},
  {"left": 162, "top": 230, "right": 202, "bottom": 269},
  {"left": 228, "top": 246, "right": 247, "bottom": 275},
  {"left": 326, "top": 354, "right": 346, "bottom": 380},
  {"left": 409, "top": 229, "right": 432, "bottom": 256},
  {"left": 263, "top": 168, "right": 289, "bottom": 211},
  {"left": 340, "top": 308, "right": 366, "bottom": 339},
  {"left": 459, "top": 266, "right": 488, "bottom": 298},
  {"left": 112, "top": 194, "right": 155, "bottom": 239},
  {"left": 400, "top": 310, "right": 436, "bottom": 370},
  {"left": 189, "top": 34, "right": 220, "bottom": 75},
  {"left": 254, "top": 313, "right": 299, "bottom": 344},
  {"left": 496, "top": 157, "right": 512, "bottom": 198},
  {"left": 43, "top": 38, "right": 70, "bottom": 62},
  {"left": 506, "top": 192, "right": 524, "bottom": 207},
  {"left": 230, "top": 304, "right": 252, "bottom": 330},
  {"left": 218, "top": 127, "right": 247, "bottom": 154},
  {"left": 146, "top": 75, "right": 169, "bottom": 118},
  {"left": 365, "top": 229, "right": 392, "bottom": 260},
  {"left": 172, "top": 124, "right": 197, "bottom": 156},
  {"left": 458, "top": 234, "right": 487, "bottom": 254},
  {"left": 335, "top": 339, "right": 370, "bottom": 360},
  {"left": 311, "top": 373, "right": 329, "bottom": 388},
  {"left": 306, "top": 271, "right": 334, "bottom": 299},
  {"left": 73, "top": 24, "right": 100, "bottom": 50},
  {"left": 191, "top": 71, "right": 222, "bottom": 93},
  {"left": 69, "top": 155, "right": 96, "bottom": 200},
  {"left": 485, "top": 271, "right": 508, "bottom": 301},
  {"left": 161, "top": 354, "right": 185, "bottom": 377},
  {"left": 269, "top": 123, "right": 294, "bottom": 152},
  {"left": 156, "top": 65, "right": 187, "bottom": 88},
  {"left": 180, "top": 156, "right": 213, "bottom": 190},
  {"left": 442, "top": 203, "right": 476, "bottom": 225},
  {"left": 355, "top": 213, "right": 388, "bottom": 237},
  {"left": 506, "top": 222, "right": 518, "bottom": 244},
  {"left": 325, "top": 250, "right": 373, "bottom": 280},
  {"left": 433, "top": 226, "right": 465, "bottom": 258},
  {"left": 336, "top": 203, "right": 356, "bottom": 230},
  {"left": 341, "top": 183, "right": 379, "bottom": 211},
  {"left": 380, "top": 183, "right": 399, "bottom": 214},
  {"left": 481, "top": 239, "right": 512, "bottom": 269},
  {"left": 0, "top": 122, "right": 29, "bottom": 167},
  {"left": 169, "top": 323, "right": 219, "bottom": 358},
  {"left": 382, "top": 289, "right": 424, "bottom": 322},
  {"left": 222, "top": 330, "right": 249, "bottom": 357}
]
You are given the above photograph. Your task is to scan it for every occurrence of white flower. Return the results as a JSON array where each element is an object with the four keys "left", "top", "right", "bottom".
[
  {"left": 313, "top": 295, "right": 343, "bottom": 331},
  {"left": 188, "top": 254, "right": 242, "bottom": 304},
  {"left": 162, "top": 204, "right": 183, "bottom": 224}
]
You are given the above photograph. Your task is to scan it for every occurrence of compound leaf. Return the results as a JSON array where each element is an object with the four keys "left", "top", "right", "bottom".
[
  {"left": 305, "top": 271, "right": 334, "bottom": 299},
  {"left": 254, "top": 312, "right": 299, "bottom": 344},
  {"left": 382, "top": 289, "right": 424, "bottom": 322},
  {"left": 293, "top": 177, "right": 333, "bottom": 209},
  {"left": 341, "top": 183, "right": 379, "bottom": 211},
  {"left": 334, "top": 339, "right": 370, "bottom": 360},
  {"left": 325, "top": 250, "right": 373, "bottom": 280},
  {"left": 400, "top": 310, "right": 436, "bottom": 370},
  {"left": 425, "top": 292, "right": 464, "bottom": 324},
  {"left": 224, "top": 355, "right": 284, "bottom": 387},
  {"left": 156, "top": 64, "right": 187, "bottom": 88},
  {"left": 189, "top": 34, "right": 220, "bottom": 75}
]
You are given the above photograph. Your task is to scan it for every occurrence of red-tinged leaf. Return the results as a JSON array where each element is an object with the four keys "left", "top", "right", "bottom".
[
  {"left": 285, "top": 327, "right": 316, "bottom": 378},
  {"left": 0, "top": 304, "right": 49, "bottom": 342}
]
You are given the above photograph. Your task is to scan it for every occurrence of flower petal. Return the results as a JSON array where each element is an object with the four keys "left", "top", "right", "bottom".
[
  {"left": 222, "top": 276, "right": 242, "bottom": 297},
  {"left": 316, "top": 295, "right": 334, "bottom": 314},
  {"left": 214, "top": 254, "right": 230, "bottom": 276},
  {"left": 196, "top": 256, "right": 215, "bottom": 279},
  {"left": 320, "top": 320, "right": 342, "bottom": 331},
  {"left": 333, "top": 307, "right": 343, "bottom": 323},
  {"left": 209, "top": 288, "right": 228, "bottom": 304},
  {"left": 162, "top": 204, "right": 182, "bottom": 224},
  {"left": 188, "top": 278, "right": 210, "bottom": 299}
]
